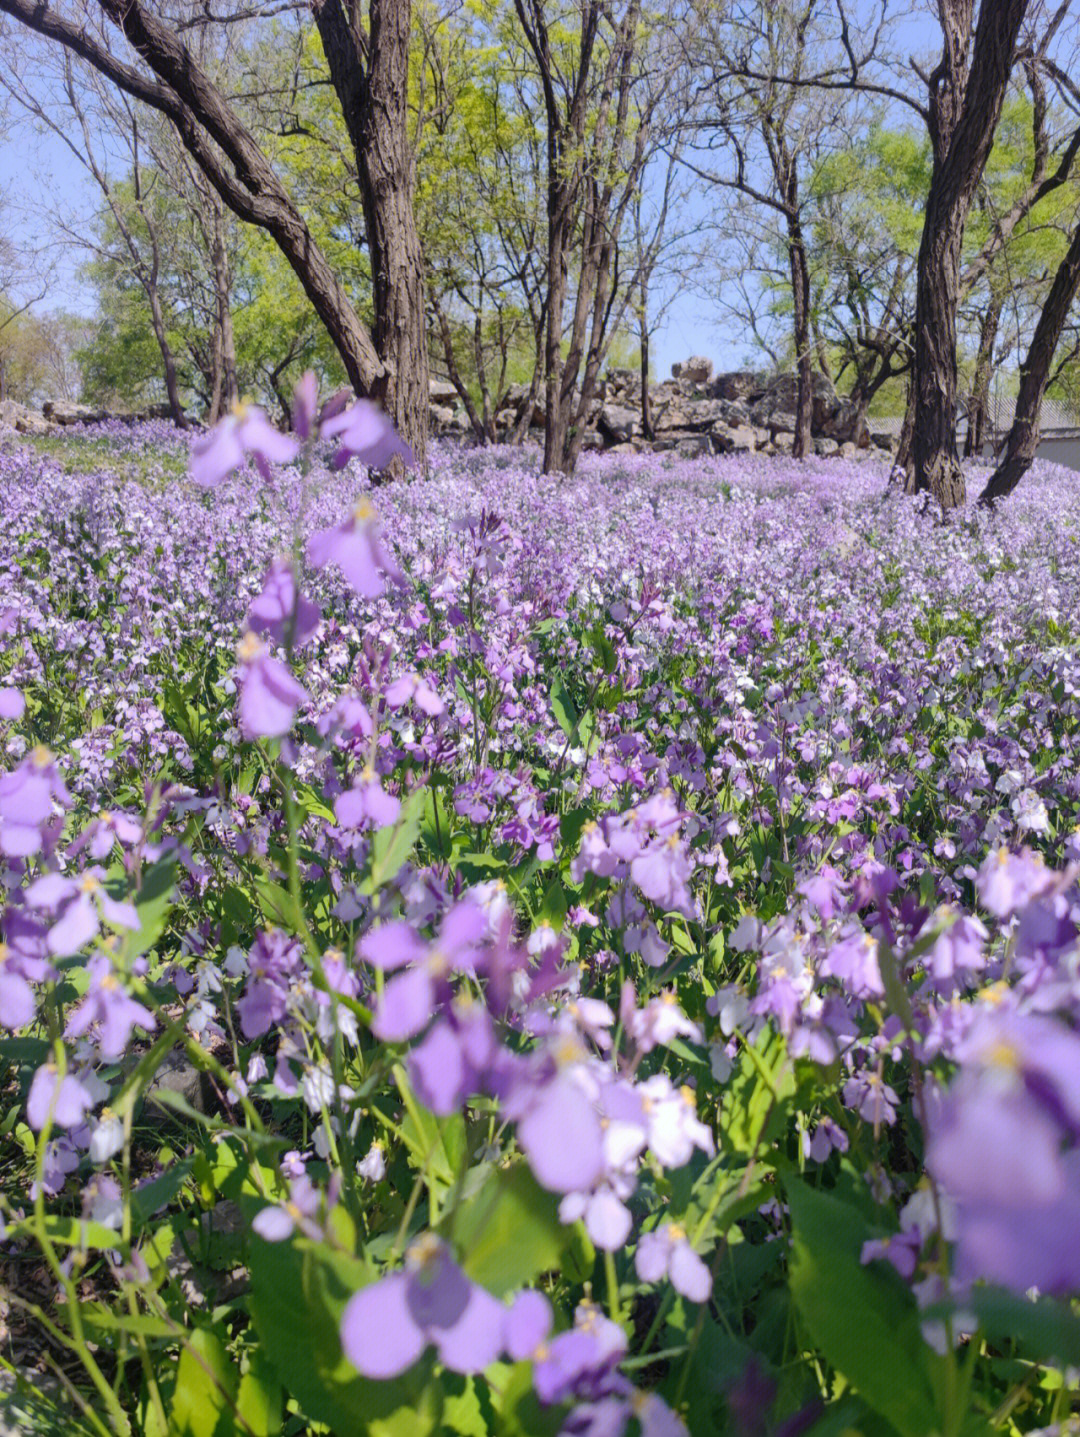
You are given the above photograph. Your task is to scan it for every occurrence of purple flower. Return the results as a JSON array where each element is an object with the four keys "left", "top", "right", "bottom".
[
  {"left": 236, "top": 930, "right": 304, "bottom": 1039},
  {"left": 976, "top": 847, "right": 1051, "bottom": 918},
  {"left": 385, "top": 672, "right": 444, "bottom": 716},
  {"left": 0, "top": 746, "right": 70, "bottom": 857},
  {"left": 246, "top": 559, "right": 321, "bottom": 649},
  {"left": 27, "top": 1064, "right": 95, "bottom": 1131},
  {"left": 515, "top": 1067, "right": 606, "bottom": 1194},
  {"left": 408, "top": 1001, "right": 498, "bottom": 1115},
  {"left": 819, "top": 928, "right": 884, "bottom": 999},
  {"left": 923, "top": 907, "right": 988, "bottom": 987},
  {"left": 359, "top": 902, "right": 486, "bottom": 1042},
  {"left": 620, "top": 987, "right": 702, "bottom": 1055},
  {"left": 320, "top": 399, "right": 413, "bottom": 472},
  {"left": 0, "top": 688, "right": 24, "bottom": 720},
  {"left": 532, "top": 1299, "right": 628, "bottom": 1406},
  {"left": 190, "top": 403, "right": 300, "bottom": 486},
  {"left": 25, "top": 869, "right": 140, "bottom": 957},
  {"left": 64, "top": 955, "right": 156, "bottom": 1060},
  {"left": 236, "top": 632, "right": 308, "bottom": 739},
  {"left": 340, "top": 1234, "right": 505, "bottom": 1379},
  {"left": 842, "top": 1069, "right": 898, "bottom": 1126},
  {"left": 860, "top": 1230, "right": 921, "bottom": 1280},
  {"left": 630, "top": 837, "right": 695, "bottom": 918},
  {"left": 306, "top": 499, "right": 404, "bottom": 598},
  {"left": 335, "top": 768, "right": 401, "bottom": 830},
  {"left": 635, "top": 1223, "right": 712, "bottom": 1301},
  {"left": 252, "top": 1174, "right": 323, "bottom": 1241},
  {"left": 797, "top": 864, "right": 847, "bottom": 920},
  {"left": 0, "top": 937, "right": 39, "bottom": 1029}
]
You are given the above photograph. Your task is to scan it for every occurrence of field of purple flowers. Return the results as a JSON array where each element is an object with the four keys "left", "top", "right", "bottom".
[{"left": 3, "top": 395, "right": 1080, "bottom": 1436}]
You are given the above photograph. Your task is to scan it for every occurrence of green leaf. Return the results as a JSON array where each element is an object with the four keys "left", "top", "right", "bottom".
[
  {"left": 587, "top": 624, "right": 617, "bottom": 674},
  {"left": 448, "top": 1163, "right": 565, "bottom": 1297},
  {"left": 124, "top": 855, "right": 177, "bottom": 960},
  {"left": 170, "top": 1327, "right": 237, "bottom": 1437},
  {"left": 549, "top": 675, "right": 578, "bottom": 739},
  {"left": 396, "top": 1067, "right": 467, "bottom": 1205},
  {"left": 131, "top": 1157, "right": 193, "bottom": 1225},
  {"left": 364, "top": 788, "right": 425, "bottom": 892},
  {"left": 247, "top": 1226, "right": 441, "bottom": 1436},
  {"left": 785, "top": 1179, "right": 941, "bottom": 1437},
  {"left": 955, "top": 1286, "right": 1080, "bottom": 1368},
  {"left": 235, "top": 1350, "right": 283, "bottom": 1437},
  {"left": 493, "top": 1360, "right": 564, "bottom": 1437}
]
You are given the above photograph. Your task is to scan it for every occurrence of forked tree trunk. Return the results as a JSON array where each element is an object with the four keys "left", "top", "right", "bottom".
[{"left": 979, "top": 220, "right": 1080, "bottom": 504}]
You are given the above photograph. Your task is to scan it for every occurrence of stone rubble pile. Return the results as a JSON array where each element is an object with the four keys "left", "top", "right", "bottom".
[
  {"left": 0, "top": 398, "right": 179, "bottom": 435},
  {"left": 3, "top": 358, "right": 899, "bottom": 465},
  {"left": 429, "top": 357, "right": 899, "bottom": 461}
]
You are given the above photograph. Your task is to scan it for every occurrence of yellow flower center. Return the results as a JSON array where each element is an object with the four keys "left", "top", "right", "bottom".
[
  {"left": 352, "top": 498, "right": 376, "bottom": 524},
  {"left": 31, "top": 744, "right": 53, "bottom": 768},
  {"left": 988, "top": 1040, "right": 1021, "bottom": 1071},
  {"left": 236, "top": 631, "right": 265, "bottom": 664}
]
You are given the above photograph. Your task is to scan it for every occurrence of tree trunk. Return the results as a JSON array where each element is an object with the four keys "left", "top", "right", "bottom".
[
  {"left": 892, "top": 378, "right": 917, "bottom": 485},
  {"left": 145, "top": 284, "right": 187, "bottom": 427},
  {"left": 789, "top": 211, "right": 814, "bottom": 460},
  {"left": 314, "top": 0, "right": 429, "bottom": 470},
  {"left": 963, "top": 290, "right": 1002, "bottom": 457},
  {"left": 979, "top": 220, "right": 1080, "bottom": 505},
  {"left": 210, "top": 202, "right": 238, "bottom": 411},
  {"left": 639, "top": 299, "right": 652, "bottom": 441},
  {"left": 543, "top": 202, "right": 573, "bottom": 473},
  {"left": 907, "top": 0, "right": 1030, "bottom": 509}
]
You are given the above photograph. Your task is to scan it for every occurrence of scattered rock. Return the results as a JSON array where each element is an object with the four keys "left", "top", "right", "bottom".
[
  {"left": 677, "top": 434, "right": 712, "bottom": 459},
  {"left": 709, "top": 371, "right": 769, "bottom": 403},
  {"left": 598, "top": 404, "right": 640, "bottom": 443},
  {"left": 671, "top": 355, "right": 713, "bottom": 385},
  {"left": 0, "top": 399, "right": 52, "bottom": 435},
  {"left": 711, "top": 422, "right": 758, "bottom": 454},
  {"left": 42, "top": 399, "right": 109, "bottom": 425},
  {"left": 428, "top": 376, "right": 459, "bottom": 404},
  {"left": 144, "top": 1048, "right": 212, "bottom": 1121}
]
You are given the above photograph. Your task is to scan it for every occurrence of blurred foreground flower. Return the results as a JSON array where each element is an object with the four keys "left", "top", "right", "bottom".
[{"left": 190, "top": 402, "right": 300, "bottom": 486}]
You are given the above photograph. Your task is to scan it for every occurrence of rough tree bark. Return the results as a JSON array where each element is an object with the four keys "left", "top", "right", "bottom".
[
  {"left": 314, "top": 0, "right": 429, "bottom": 468},
  {"left": 909, "top": 0, "right": 1030, "bottom": 509},
  {"left": 979, "top": 220, "right": 1080, "bottom": 504}
]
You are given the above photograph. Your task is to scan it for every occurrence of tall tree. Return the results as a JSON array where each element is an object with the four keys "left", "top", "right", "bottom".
[
  {"left": 0, "top": 0, "right": 428, "bottom": 460},
  {"left": 513, "top": 0, "right": 681, "bottom": 474},
  {"left": 723, "top": 0, "right": 1080, "bottom": 508},
  {"left": 979, "top": 211, "right": 1080, "bottom": 502},
  {"left": 688, "top": 0, "right": 845, "bottom": 460},
  {"left": 313, "top": 0, "right": 430, "bottom": 465}
]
